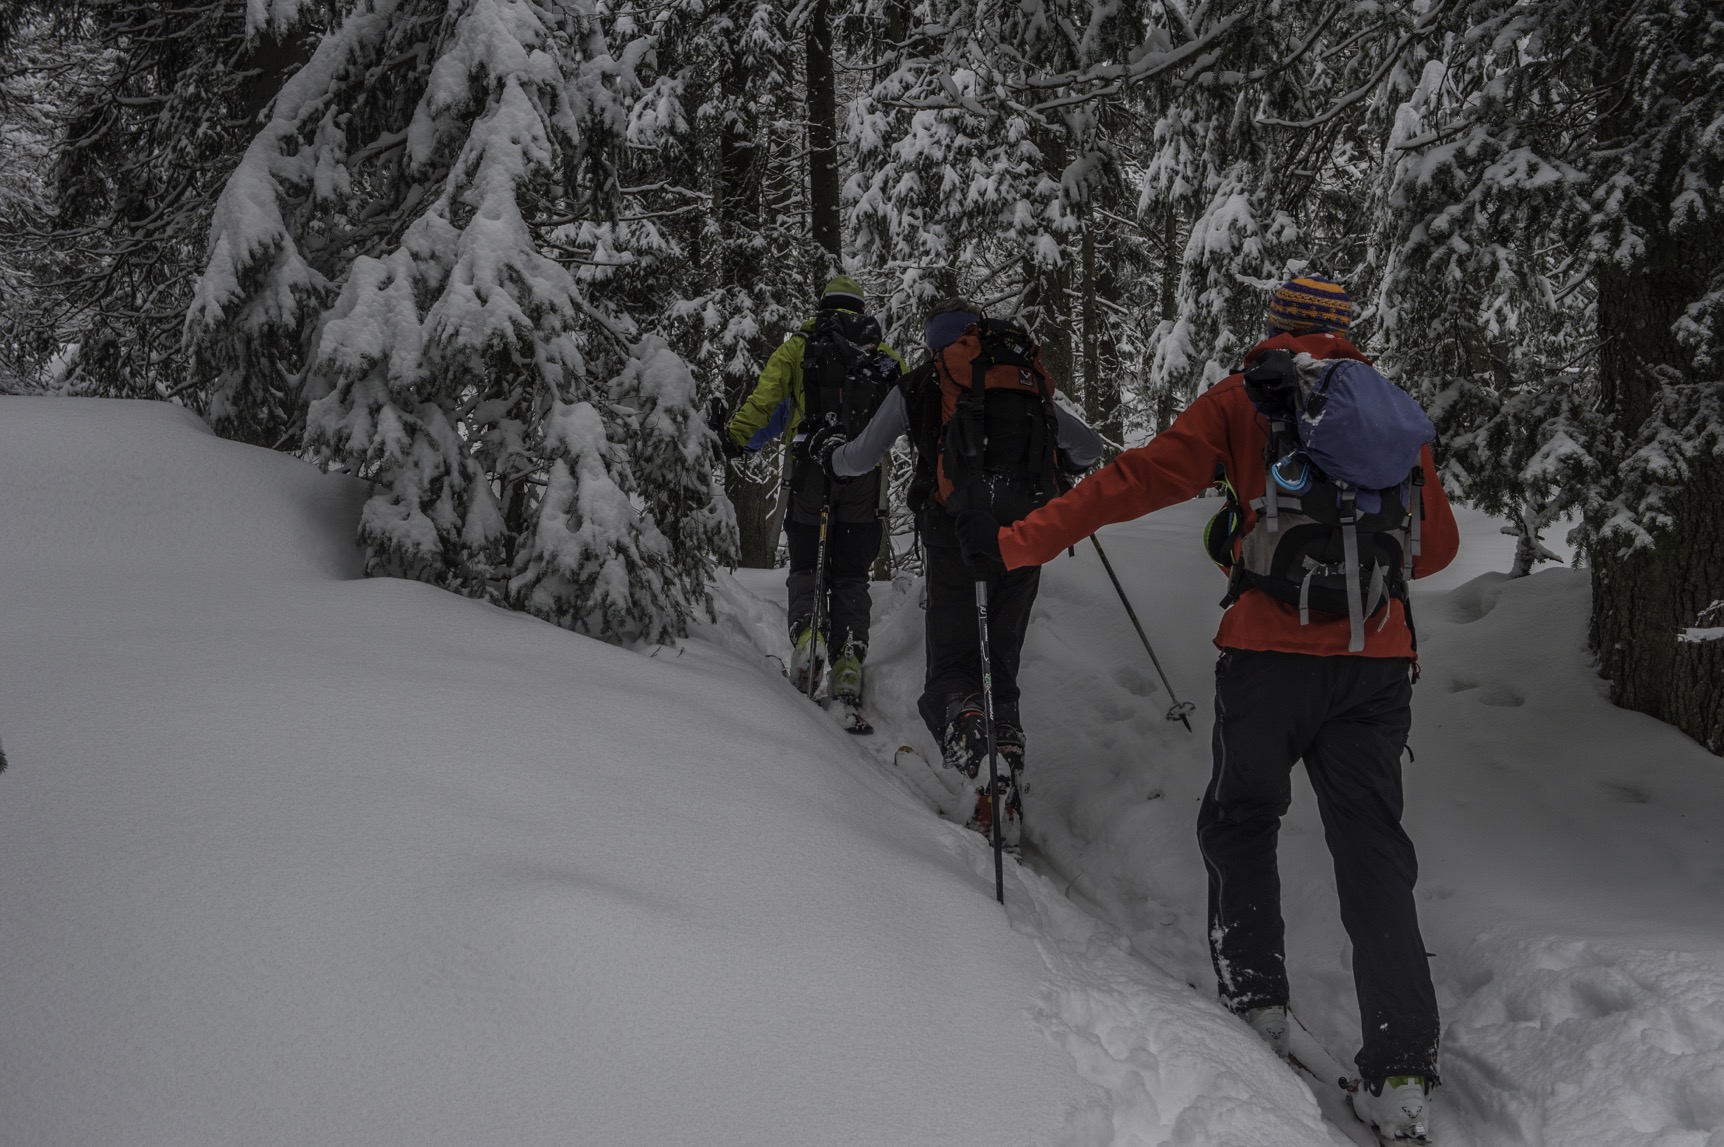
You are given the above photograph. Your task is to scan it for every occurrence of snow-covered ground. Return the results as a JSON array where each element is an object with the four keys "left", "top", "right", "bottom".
[{"left": 2, "top": 397, "right": 1721, "bottom": 1146}]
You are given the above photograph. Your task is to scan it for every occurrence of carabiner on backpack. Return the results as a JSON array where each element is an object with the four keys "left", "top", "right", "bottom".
[{"left": 1270, "top": 451, "right": 1314, "bottom": 495}]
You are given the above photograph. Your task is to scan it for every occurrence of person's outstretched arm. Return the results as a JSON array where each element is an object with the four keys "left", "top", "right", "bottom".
[
  {"left": 999, "top": 386, "right": 1232, "bottom": 570},
  {"left": 826, "top": 387, "right": 910, "bottom": 478}
]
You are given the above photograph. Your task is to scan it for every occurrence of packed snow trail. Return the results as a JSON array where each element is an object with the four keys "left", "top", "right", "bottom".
[
  {"left": 717, "top": 568, "right": 1349, "bottom": 1146},
  {"left": 779, "top": 489, "right": 1724, "bottom": 1147}
]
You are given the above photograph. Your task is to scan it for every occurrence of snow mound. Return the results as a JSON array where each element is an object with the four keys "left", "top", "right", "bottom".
[{"left": 0, "top": 398, "right": 1339, "bottom": 1147}]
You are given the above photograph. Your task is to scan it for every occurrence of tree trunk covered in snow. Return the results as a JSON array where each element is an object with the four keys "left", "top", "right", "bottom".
[
  {"left": 1081, "top": 206, "right": 1125, "bottom": 453},
  {"left": 805, "top": 0, "right": 840, "bottom": 263},
  {"left": 718, "top": 49, "right": 783, "bottom": 571},
  {"left": 1589, "top": 217, "right": 1724, "bottom": 751},
  {"left": 1024, "top": 125, "right": 1072, "bottom": 398},
  {"left": 1586, "top": 23, "right": 1724, "bottom": 755}
]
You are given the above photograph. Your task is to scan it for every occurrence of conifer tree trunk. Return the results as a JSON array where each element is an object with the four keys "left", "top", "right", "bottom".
[
  {"left": 1589, "top": 215, "right": 1724, "bottom": 751},
  {"left": 1587, "top": 36, "right": 1724, "bottom": 754},
  {"left": 1081, "top": 210, "right": 1122, "bottom": 452},
  {"left": 1151, "top": 201, "right": 1181, "bottom": 432},
  {"left": 806, "top": 0, "right": 840, "bottom": 262},
  {"left": 720, "top": 55, "right": 781, "bottom": 569},
  {"left": 242, "top": 28, "right": 312, "bottom": 126}
]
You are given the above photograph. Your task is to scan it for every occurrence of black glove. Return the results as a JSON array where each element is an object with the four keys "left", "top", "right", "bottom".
[
  {"left": 806, "top": 423, "right": 850, "bottom": 483},
  {"left": 953, "top": 509, "right": 1004, "bottom": 572},
  {"left": 708, "top": 398, "right": 744, "bottom": 459}
]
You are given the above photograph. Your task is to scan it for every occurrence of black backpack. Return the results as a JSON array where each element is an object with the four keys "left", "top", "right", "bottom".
[
  {"left": 908, "top": 318, "right": 1063, "bottom": 525},
  {"left": 800, "top": 309, "right": 897, "bottom": 438}
]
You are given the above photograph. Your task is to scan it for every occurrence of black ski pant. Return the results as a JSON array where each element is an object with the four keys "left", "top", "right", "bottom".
[
  {"left": 1199, "top": 648, "right": 1439, "bottom": 1083},
  {"left": 784, "top": 516, "right": 881, "bottom": 658},
  {"left": 915, "top": 540, "right": 1040, "bottom": 739}
]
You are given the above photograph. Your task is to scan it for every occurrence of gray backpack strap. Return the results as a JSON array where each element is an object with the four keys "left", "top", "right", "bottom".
[
  {"left": 1340, "top": 487, "right": 1365, "bottom": 652},
  {"left": 1298, "top": 557, "right": 1319, "bottom": 626},
  {"left": 1367, "top": 560, "right": 1388, "bottom": 618},
  {"left": 1263, "top": 418, "right": 1292, "bottom": 534}
]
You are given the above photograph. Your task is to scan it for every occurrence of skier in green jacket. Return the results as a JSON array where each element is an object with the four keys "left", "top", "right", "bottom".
[{"left": 723, "top": 276, "right": 905, "bottom": 707}]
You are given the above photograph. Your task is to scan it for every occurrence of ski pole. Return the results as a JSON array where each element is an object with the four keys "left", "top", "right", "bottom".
[
  {"left": 807, "top": 480, "right": 832, "bottom": 703},
  {"left": 1088, "top": 534, "right": 1196, "bottom": 731},
  {"left": 974, "top": 579, "right": 1005, "bottom": 904}
]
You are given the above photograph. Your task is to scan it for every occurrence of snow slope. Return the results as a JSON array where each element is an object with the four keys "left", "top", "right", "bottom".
[
  {"left": 0, "top": 398, "right": 1326, "bottom": 1146},
  {"left": 3, "top": 397, "right": 1720, "bottom": 1146}
]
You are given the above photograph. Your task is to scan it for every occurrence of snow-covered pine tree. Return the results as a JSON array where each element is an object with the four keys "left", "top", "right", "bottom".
[
  {"left": 0, "top": 0, "right": 324, "bottom": 403},
  {"left": 1138, "top": 1, "right": 1428, "bottom": 407},
  {"left": 189, "top": 0, "right": 724, "bottom": 644},
  {"left": 614, "top": 0, "right": 826, "bottom": 569},
  {"left": 0, "top": 8, "right": 62, "bottom": 388},
  {"left": 1371, "top": 19, "right": 1599, "bottom": 578},
  {"left": 1374, "top": 0, "right": 1723, "bottom": 752},
  {"left": 844, "top": 1, "right": 1074, "bottom": 386}
]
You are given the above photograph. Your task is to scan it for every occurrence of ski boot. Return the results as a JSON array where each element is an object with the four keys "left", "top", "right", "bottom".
[
  {"left": 964, "top": 773, "right": 1021, "bottom": 849},
  {"left": 789, "top": 625, "right": 824, "bottom": 695},
  {"left": 996, "top": 719, "right": 1026, "bottom": 790},
  {"left": 940, "top": 695, "right": 987, "bottom": 776},
  {"left": 829, "top": 647, "right": 864, "bottom": 706},
  {"left": 1349, "top": 1075, "right": 1433, "bottom": 1144},
  {"left": 1242, "top": 1005, "right": 1289, "bottom": 1060}
]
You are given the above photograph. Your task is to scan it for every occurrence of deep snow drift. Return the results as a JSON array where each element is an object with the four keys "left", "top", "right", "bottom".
[{"left": 1, "top": 397, "right": 1720, "bottom": 1147}]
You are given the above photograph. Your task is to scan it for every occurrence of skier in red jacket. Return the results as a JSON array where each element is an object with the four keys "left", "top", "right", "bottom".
[{"left": 955, "top": 276, "right": 1458, "bottom": 1143}]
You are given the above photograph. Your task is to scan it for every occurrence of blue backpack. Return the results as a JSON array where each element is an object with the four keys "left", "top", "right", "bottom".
[{"left": 1214, "top": 350, "right": 1434, "bottom": 651}]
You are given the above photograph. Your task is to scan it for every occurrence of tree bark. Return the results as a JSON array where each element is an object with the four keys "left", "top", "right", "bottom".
[
  {"left": 1586, "top": 28, "right": 1724, "bottom": 753},
  {"left": 719, "top": 52, "right": 780, "bottom": 568},
  {"left": 806, "top": 0, "right": 841, "bottom": 262},
  {"left": 1081, "top": 207, "right": 1123, "bottom": 452},
  {"left": 726, "top": 453, "right": 785, "bottom": 570}
]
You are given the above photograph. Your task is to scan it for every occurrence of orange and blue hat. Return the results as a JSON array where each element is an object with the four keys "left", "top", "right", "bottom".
[{"left": 1266, "top": 276, "right": 1353, "bottom": 335}]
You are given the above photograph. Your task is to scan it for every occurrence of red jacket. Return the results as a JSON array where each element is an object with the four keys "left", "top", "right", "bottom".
[{"left": 998, "top": 332, "right": 1459, "bottom": 658}]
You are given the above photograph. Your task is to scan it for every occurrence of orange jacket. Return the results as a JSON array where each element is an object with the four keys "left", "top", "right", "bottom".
[{"left": 998, "top": 332, "right": 1459, "bottom": 658}]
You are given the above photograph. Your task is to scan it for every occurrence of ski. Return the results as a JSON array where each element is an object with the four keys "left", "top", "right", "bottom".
[
  {"left": 1283, "top": 1017, "right": 1383, "bottom": 1147},
  {"left": 834, "top": 701, "right": 874, "bottom": 735},
  {"left": 770, "top": 650, "right": 873, "bottom": 734},
  {"left": 966, "top": 776, "right": 1023, "bottom": 858},
  {"left": 1285, "top": 1012, "right": 1429, "bottom": 1146}
]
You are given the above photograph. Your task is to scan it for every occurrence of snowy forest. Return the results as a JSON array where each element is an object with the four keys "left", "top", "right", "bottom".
[{"left": 0, "top": 0, "right": 1719, "bottom": 754}]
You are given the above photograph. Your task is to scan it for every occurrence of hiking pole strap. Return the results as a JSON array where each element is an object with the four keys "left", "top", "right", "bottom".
[
  {"left": 973, "top": 579, "right": 1005, "bottom": 905},
  {"left": 1088, "top": 535, "right": 1193, "bottom": 732}
]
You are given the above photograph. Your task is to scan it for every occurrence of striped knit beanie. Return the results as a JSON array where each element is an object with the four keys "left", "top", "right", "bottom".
[
  {"left": 1266, "top": 276, "right": 1353, "bottom": 335},
  {"left": 821, "top": 274, "right": 866, "bottom": 311}
]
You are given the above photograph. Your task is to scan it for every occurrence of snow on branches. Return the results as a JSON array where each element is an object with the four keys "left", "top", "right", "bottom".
[{"left": 188, "top": 0, "right": 729, "bottom": 644}]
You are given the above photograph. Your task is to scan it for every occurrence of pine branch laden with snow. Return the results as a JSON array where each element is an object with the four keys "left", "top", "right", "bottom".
[
  {"left": 189, "top": 0, "right": 726, "bottom": 644},
  {"left": 1139, "top": 1, "right": 1424, "bottom": 403},
  {"left": 0, "top": 1, "right": 329, "bottom": 405},
  {"left": 1363, "top": 0, "right": 1724, "bottom": 746},
  {"left": 1366, "top": 0, "right": 1723, "bottom": 611},
  {"left": 844, "top": 0, "right": 1147, "bottom": 385}
]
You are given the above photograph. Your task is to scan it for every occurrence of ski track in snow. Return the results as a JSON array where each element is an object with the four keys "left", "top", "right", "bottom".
[
  {"left": 718, "top": 569, "right": 1346, "bottom": 1146},
  {"left": 723, "top": 497, "right": 1724, "bottom": 1147}
]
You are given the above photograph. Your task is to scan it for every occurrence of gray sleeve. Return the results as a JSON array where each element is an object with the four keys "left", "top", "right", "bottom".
[
  {"left": 830, "top": 387, "right": 909, "bottom": 478},
  {"left": 1054, "top": 403, "right": 1105, "bottom": 470}
]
